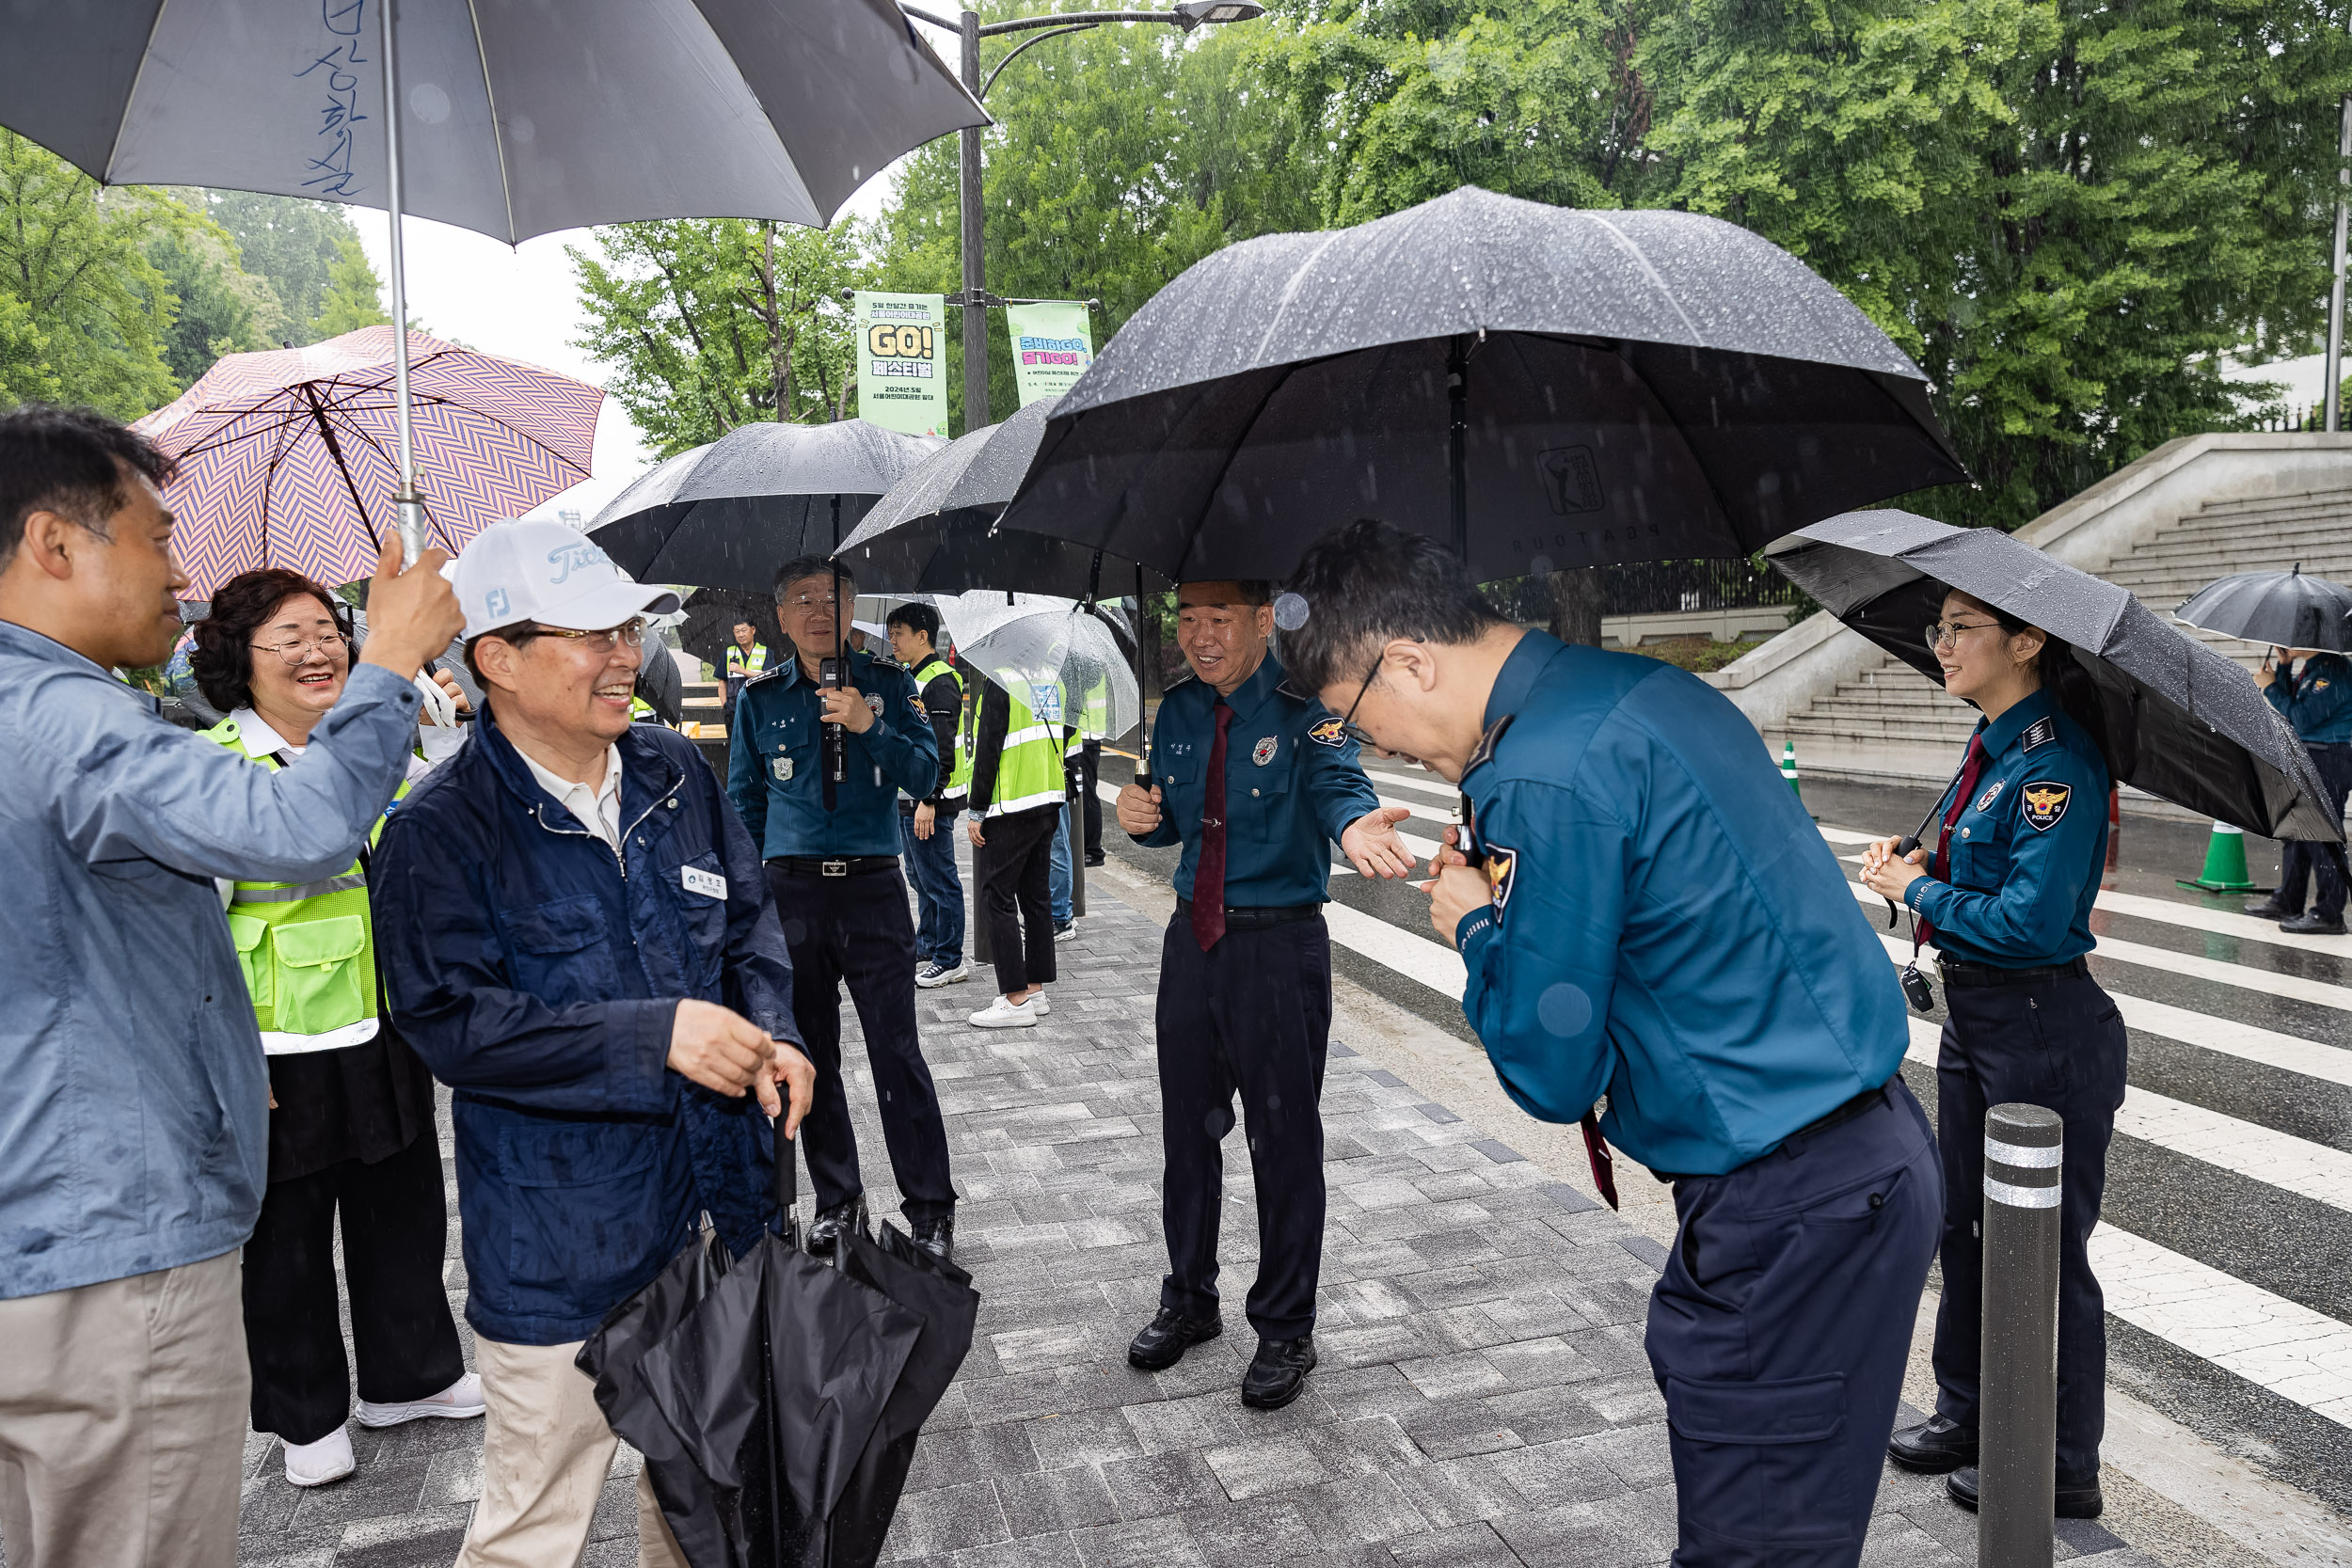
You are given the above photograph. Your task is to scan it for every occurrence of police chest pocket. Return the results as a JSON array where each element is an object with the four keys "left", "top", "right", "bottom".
[
  {"left": 1664, "top": 1373, "right": 1851, "bottom": 1544},
  {"left": 499, "top": 895, "right": 620, "bottom": 1003},
  {"left": 1236, "top": 758, "right": 1294, "bottom": 834},
  {"left": 269, "top": 914, "right": 368, "bottom": 1033},
  {"left": 227, "top": 913, "right": 272, "bottom": 1013},
  {"left": 499, "top": 1122, "right": 667, "bottom": 1310}
]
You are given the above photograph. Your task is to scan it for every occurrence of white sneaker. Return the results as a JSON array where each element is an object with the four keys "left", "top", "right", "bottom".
[
  {"left": 355, "top": 1372, "right": 485, "bottom": 1428},
  {"left": 1031, "top": 991, "right": 1052, "bottom": 1015},
  {"left": 282, "top": 1425, "right": 356, "bottom": 1487},
  {"left": 916, "top": 958, "right": 972, "bottom": 989},
  {"left": 967, "top": 994, "right": 1042, "bottom": 1029}
]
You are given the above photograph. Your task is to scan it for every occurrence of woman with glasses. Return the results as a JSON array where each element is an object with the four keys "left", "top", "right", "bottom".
[
  {"left": 1860, "top": 589, "right": 2124, "bottom": 1522},
  {"left": 188, "top": 569, "right": 480, "bottom": 1489}
]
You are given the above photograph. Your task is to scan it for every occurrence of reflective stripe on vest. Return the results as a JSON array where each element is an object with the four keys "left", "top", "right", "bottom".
[
  {"left": 727, "top": 642, "right": 770, "bottom": 677},
  {"left": 989, "top": 693, "right": 1066, "bottom": 816},
  {"left": 201, "top": 717, "right": 388, "bottom": 1055}
]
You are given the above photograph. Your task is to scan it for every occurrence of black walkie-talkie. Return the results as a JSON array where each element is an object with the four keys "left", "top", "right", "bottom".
[{"left": 819, "top": 654, "right": 846, "bottom": 800}]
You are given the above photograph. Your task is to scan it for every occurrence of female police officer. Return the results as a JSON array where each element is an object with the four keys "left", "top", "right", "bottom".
[{"left": 1862, "top": 588, "right": 2125, "bottom": 1521}]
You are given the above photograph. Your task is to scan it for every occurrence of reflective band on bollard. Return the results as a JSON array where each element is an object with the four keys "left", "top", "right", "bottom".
[{"left": 1981, "top": 1103, "right": 2062, "bottom": 1568}]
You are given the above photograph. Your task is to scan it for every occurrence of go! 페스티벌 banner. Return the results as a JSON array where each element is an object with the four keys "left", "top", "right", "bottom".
[{"left": 855, "top": 291, "right": 948, "bottom": 437}]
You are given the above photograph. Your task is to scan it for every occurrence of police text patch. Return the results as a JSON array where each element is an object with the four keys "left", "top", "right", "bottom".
[
  {"left": 2019, "top": 780, "right": 2072, "bottom": 831},
  {"left": 1485, "top": 843, "right": 1519, "bottom": 911},
  {"left": 1307, "top": 716, "right": 1346, "bottom": 748}
]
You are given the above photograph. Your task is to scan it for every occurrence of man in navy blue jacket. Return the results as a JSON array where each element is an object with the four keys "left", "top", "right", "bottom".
[{"left": 375, "top": 519, "right": 813, "bottom": 1568}]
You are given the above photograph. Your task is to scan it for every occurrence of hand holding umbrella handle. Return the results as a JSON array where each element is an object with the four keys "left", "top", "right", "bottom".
[{"left": 774, "top": 1113, "right": 798, "bottom": 1226}]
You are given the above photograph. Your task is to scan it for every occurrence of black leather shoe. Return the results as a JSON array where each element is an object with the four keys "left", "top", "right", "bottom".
[
  {"left": 2280, "top": 911, "right": 2347, "bottom": 935},
  {"left": 803, "top": 1196, "right": 866, "bottom": 1256},
  {"left": 2243, "top": 897, "right": 2296, "bottom": 919},
  {"left": 911, "top": 1214, "right": 955, "bottom": 1268},
  {"left": 1084, "top": 851, "right": 1105, "bottom": 867},
  {"left": 1127, "top": 1307, "right": 1221, "bottom": 1370},
  {"left": 1887, "top": 1415, "right": 1978, "bottom": 1473},
  {"left": 1240, "top": 1335, "right": 1317, "bottom": 1410},
  {"left": 1945, "top": 1465, "right": 2105, "bottom": 1519}
]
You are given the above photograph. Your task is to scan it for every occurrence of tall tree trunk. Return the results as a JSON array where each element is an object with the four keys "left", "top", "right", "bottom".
[{"left": 1549, "top": 566, "right": 1606, "bottom": 646}]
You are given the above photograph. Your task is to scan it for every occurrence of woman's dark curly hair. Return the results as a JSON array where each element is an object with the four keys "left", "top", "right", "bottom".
[{"left": 188, "top": 568, "right": 353, "bottom": 715}]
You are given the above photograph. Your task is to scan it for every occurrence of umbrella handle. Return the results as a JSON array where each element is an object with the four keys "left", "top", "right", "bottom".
[{"left": 773, "top": 1114, "right": 797, "bottom": 1222}]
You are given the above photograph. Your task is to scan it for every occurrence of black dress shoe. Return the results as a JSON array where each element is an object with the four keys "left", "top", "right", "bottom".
[
  {"left": 1945, "top": 1465, "right": 2105, "bottom": 1519},
  {"left": 803, "top": 1196, "right": 866, "bottom": 1256},
  {"left": 1241, "top": 1335, "right": 1316, "bottom": 1410},
  {"left": 2243, "top": 897, "right": 2295, "bottom": 920},
  {"left": 1084, "top": 852, "right": 1105, "bottom": 867},
  {"left": 1887, "top": 1415, "right": 1978, "bottom": 1473},
  {"left": 911, "top": 1214, "right": 955, "bottom": 1268},
  {"left": 2281, "top": 911, "right": 2347, "bottom": 935},
  {"left": 1127, "top": 1307, "right": 1221, "bottom": 1370}
]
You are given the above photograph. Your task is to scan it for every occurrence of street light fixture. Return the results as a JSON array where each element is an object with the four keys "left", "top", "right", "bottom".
[{"left": 898, "top": 1, "right": 1266, "bottom": 431}]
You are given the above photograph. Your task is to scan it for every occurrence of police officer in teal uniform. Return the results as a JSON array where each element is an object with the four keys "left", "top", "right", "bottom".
[
  {"left": 1863, "top": 587, "right": 2124, "bottom": 1520},
  {"left": 727, "top": 558, "right": 958, "bottom": 1262},
  {"left": 1284, "top": 522, "right": 1941, "bottom": 1568},
  {"left": 1112, "top": 578, "right": 1413, "bottom": 1410}
]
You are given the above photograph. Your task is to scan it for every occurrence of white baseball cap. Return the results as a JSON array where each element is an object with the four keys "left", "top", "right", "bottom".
[{"left": 452, "top": 517, "right": 681, "bottom": 641}]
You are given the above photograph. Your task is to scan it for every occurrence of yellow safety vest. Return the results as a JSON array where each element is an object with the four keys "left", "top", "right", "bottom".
[
  {"left": 914, "top": 657, "right": 972, "bottom": 796},
  {"left": 727, "top": 642, "right": 770, "bottom": 678},
  {"left": 988, "top": 689, "right": 1066, "bottom": 816},
  {"left": 203, "top": 717, "right": 402, "bottom": 1053}
]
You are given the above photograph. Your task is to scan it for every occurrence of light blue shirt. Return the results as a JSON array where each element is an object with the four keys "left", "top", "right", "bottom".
[{"left": 0, "top": 621, "right": 421, "bottom": 1299}]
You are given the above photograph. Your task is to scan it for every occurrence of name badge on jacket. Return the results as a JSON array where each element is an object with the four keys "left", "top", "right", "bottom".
[{"left": 681, "top": 865, "right": 727, "bottom": 899}]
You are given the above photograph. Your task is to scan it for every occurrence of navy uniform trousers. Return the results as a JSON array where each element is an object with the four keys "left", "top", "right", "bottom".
[
  {"left": 1648, "top": 1078, "right": 1942, "bottom": 1568},
  {"left": 766, "top": 863, "right": 957, "bottom": 1224},
  {"left": 1932, "top": 967, "right": 2127, "bottom": 1484},
  {"left": 1154, "top": 910, "right": 1331, "bottom": 1341}
]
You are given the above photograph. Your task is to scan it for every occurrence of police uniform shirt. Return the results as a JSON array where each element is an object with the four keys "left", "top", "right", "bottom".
[
  {"left": 725, "top": 649, "right": 939, "bottom": 859},
  {"left": 1136, "top": 655, "right": 1381, "bottom": 908},
  {"left": 1453, "top": 632, "right": 1908, "bottom": 1178},
  {"left": 2268, "top": 651, "right": 2352, "bottom": 745},
  {"left": 1900, "top": 687, "right": 2109, "bottom": 970}
]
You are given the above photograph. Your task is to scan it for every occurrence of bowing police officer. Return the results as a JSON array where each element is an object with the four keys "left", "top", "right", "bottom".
[
  {"left": 727, "top": 558, "right": 959, "bottom": 1263},
  {"left": 1285, "top": 521, "right": 1941, "bottom": 1568},
  {"left": 1863, "top": 589, "right": 2124, "bottom": 1520},
  {"left": 1113, "top": 578, "right": 1414, "bottom": 1410}
]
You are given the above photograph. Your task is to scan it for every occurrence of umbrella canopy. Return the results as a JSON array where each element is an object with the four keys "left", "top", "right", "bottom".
[
  {"left": 0, "top": 0, "right": 983, "bottom": 244},
  {"left": 590, "top": 421, "right": 944, "bottom": 596},
  {"left": 2175, "top": 567, "right": 2352, "bottom": 654},
  {"left": 133, "top": 326, "right": 599, "bottom": 595},
  {"left": 926, "top": 591, "right": 1140, "bottom": 740},
  {"left": 1768, "top": 510, "right": 2344, "bottom": 842},
  {"left": 993, "top": 185, "right": 1967, "bottom": 584}
]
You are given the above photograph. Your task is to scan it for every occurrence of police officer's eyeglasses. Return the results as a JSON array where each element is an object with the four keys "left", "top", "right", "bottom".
[
  {"left": 249, "top": 632, "right": 351, "bottom": 663},
  {"left": 529, "top": 619, "right": 647, "bottom": 654},
  {"left": 784, "top": 592, "right": 841, "bottom": 610},
  {"left": 1923, "top": 619, "right": 1999, "bottom": 651},
  {"left": 1336, "top": 656, "right": 1383, "bottom": 747}
]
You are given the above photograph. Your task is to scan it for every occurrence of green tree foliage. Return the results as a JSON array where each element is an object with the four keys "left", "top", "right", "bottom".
[
  {"left": 309, "top": 236, "right": 392, "bottom": 339},
  {"left": 146, "top": 223, "right": 278, "bottom": 383},
  {"left": 569, "top": 219, "right": 863, "bottom": 455},
  {"left": 193, "top": 190, "right": 374, "bottom": 345}
]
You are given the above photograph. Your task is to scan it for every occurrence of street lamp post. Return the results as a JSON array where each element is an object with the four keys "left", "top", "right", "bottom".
[{"left": 901, "top": 1, "right": 1265, "bottom": 431}]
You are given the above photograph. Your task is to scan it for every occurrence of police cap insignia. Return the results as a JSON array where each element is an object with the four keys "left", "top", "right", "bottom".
[
  {"left": 1307, "top": 716, "right": 1346, "bottom": 748},
  {"left": 1485, "top": 844, "right": 1519, "bottom": 911},
  {"left": 2022, "top": 718, "right": 2058, "bottom": 752},
  {"left": 1252, "top": 735, "right": 1279, "bottom": 767},
  {"left": 2019, "top": 780, "right": 2072, "bottom": 830}
]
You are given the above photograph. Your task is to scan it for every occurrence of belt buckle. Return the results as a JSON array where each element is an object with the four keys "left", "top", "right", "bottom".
[{"left": 821, "top": 859, "right": 849, "bottom": 878}]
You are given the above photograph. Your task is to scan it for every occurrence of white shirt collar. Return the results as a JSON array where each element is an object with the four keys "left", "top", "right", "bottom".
[
  {"left": 230, "top": 705, "right": 300, "bottom": 758},
  {"left": 514, "top": 739, "right": 624, "bottom": 852}
]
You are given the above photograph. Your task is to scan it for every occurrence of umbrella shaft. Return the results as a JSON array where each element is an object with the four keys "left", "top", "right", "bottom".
[{"left": 380, "top": 0, "right": 424, "bottom": 565}]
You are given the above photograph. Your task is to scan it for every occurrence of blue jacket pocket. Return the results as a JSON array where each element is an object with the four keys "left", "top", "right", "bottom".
[
  {"left": 498, "top": 895, "right": 619, "bottom": 1005},
  {"left": 499, "top": 1119, "right": 677, "bottom": 1323}
]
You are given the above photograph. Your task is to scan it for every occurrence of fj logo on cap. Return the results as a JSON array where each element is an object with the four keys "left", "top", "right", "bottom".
[
  {"left": 2020, "top": 781, "right": 2071, "bottom": 830},
  {"left": 485, "top": 587, "right": 510, "bottom": 619}
]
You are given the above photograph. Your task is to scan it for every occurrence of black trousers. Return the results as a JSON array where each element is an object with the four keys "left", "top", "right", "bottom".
[
  {"left": 1154, "top": 912, "right": 1331, "bottom": 1340},
  {"left": 2277, "top": 741, "right": 2352, "bottom": 920},
  {"left": 1649, "top": 1081, "right": 1942, "bottom": 1567},
  {"left": 242, "top": 1129, "right": 466, "bottom": 1446},
  {"left": 975, "top": 804, "right": 1060, "bottom": 996},
  {"left": 1931, "top": 969, "right": 2128, "bottom": 1483},
  {"left": 1079, "top": 740, "right": 1104, "bottom": 858},
  {"left": 766, "top": 863, "right": 956, "bottom": 1224}
]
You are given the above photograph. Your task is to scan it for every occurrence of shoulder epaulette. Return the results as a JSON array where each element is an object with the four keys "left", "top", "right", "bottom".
[
  {"left": 1465, "top": 713, "right": 1516, "bottom": 775},
  {"left": 2021, "top": 716, "right": 2057, "bottom": 752}
]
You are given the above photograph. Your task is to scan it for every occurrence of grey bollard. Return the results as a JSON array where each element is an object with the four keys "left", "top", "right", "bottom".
[
  {"left": 1069, "top": 782, "right": 1088, "bottom": 919},
  {"left": 1980, "top": 1102, "right": 2063, "bottom": 1567}
]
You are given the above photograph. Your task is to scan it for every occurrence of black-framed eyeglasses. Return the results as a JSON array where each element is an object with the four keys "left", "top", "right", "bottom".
[
  {"left": 1923, "top": 619, "right": 2000, "bottom": 652},
  {"left": 528, "top": 619, "right": 647, "bottom": 655},
  {"left": 248, "top": 632, "right": 351, "bottom": 664},
  {"left": 1336, "top": 655, "right": 1383, "bottom": 747}
]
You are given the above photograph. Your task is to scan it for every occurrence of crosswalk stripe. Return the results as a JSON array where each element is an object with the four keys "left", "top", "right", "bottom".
[
  {"left": 1361, "top": 767, "right": 1457, "bottom": 801},
  {"left": 1322, "top": 899, "right": 1467, "bottom": 997}
]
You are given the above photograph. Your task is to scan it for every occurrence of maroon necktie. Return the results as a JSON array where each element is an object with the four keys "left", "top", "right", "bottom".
[
  {"left": 1579, "top": 1115, "right": 1619, "bottom": 1210},
  {"left": 1915, "top": 733, "right": 1988, "bottom": 951},
  {"left": 1190, "top": 700, "right": 1232, "bottom": 952}
]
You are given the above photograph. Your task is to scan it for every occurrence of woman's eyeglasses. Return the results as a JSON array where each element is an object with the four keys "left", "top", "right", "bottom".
[
  {"left": 1923, "top": 620, "right": 2000, "bottom": 652},
  {"left": 249, "top": 632, "right": 351, "bottom": 664}
]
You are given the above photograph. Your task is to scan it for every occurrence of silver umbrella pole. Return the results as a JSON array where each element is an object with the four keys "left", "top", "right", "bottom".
[{"left": 380, "top": 0, "right": 427, "bottom": 567}]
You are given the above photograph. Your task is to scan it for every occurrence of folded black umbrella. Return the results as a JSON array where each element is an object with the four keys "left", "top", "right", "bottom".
[
  {"left": 992, "top": 184, "right": 1967, "bottom": 584},
  {"left": 2176, "top": 566, "right": 2352, "bottom": 654},
  {"left": 1768, "top": 509, "right": 2344, "bottom": 842}
]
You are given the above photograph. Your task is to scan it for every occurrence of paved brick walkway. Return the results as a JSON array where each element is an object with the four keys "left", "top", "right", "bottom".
[{"left": 219, "top": 864, "right": 2159, "bottom": 1568}]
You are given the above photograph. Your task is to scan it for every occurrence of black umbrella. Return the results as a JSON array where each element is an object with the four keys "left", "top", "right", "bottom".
[
  {"left": 1768, "top": 510, "right": 2345, "bottom": 843},
  {"left": 2176, "top": 566, "right": 2352, "bottom": 654},
  {"left": 991, "top": 185, "right": 1967, "bottom": 584},
  {"left": 588, "top": 421, "right": 945, "bottom": 596}
]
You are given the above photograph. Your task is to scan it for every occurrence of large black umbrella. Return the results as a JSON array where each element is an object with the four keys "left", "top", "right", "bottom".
[
  {"left": 2176, "top": 566, "right": 2352, "bottom": 654},
  {"left": 992, "top": 185, "right": 1967, "bottom": 583},
  {"left": 1768, "top": 510, "right": 2345, "bottom": 842},
  {"left": 589, "top": 421, "right": 945, "bottom": 596}
]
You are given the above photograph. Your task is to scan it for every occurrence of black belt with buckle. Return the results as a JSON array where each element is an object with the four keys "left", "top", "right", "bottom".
[
  {"left": 1173, "top": 897, "right": 1322, "bottom": 929},
  {"left": 1790, "top": 1075, "right": 1899, "bottom": 1143},
  {"left": 1939, "top": 956, "right": 2091, "bottom": 989},
  {"left": 768, "top": 855, "right": 900, "bottom": 879}
]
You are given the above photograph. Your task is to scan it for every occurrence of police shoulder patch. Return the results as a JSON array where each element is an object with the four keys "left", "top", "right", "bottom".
[
  {"left": 1484, "top": 844, "right": 1519, "bottom": 912},
  {"left": 1307, "top": 716, "right": 1346, "bottom": 748},
  {"left": 2022, "top": 717, "right": 2058, "bottom": 752},
  {"left": 911, "top": 696, "right": 928, "bottom": 719},
  {"left": 2019, "top": 780, "right": 2072, "bottom": 831}
]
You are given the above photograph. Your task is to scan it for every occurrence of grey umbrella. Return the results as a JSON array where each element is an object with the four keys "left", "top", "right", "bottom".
[
  {"left": 1767, "top": 510, "right": 2344, "bottom": 843},
  {"left": 2176, "top": 567, "right": 2352, "bottom": 654},
  {"left": 993, "top": 185, "right": 1968, "bottom": 584},
  {"left": 588, "top": 420, "right": 944, "bottom": 596},
  {"left": 0, "top": 0, "right": 983, "bottom": 565}
]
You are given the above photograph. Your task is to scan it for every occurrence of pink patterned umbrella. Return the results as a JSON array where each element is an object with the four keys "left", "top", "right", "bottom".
[{"left": 135, "top": 326, "right": 602, "bottom": 596}]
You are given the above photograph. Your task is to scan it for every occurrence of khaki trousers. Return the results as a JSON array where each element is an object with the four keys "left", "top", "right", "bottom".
[
  {"left": 0, "top": 1250, "right": 249, "bottom": 1568},
  {"left": 459, "top": 1336, "right": 688, "bottom": 1568}
]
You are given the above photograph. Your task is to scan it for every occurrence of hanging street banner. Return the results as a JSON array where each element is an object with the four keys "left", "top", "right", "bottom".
[
  {"left": 854, "top": 291, "right": 948, "bottom": 437},
  {"left": 1007, "top": 301, "right": 1094, "bottom": 408}
]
